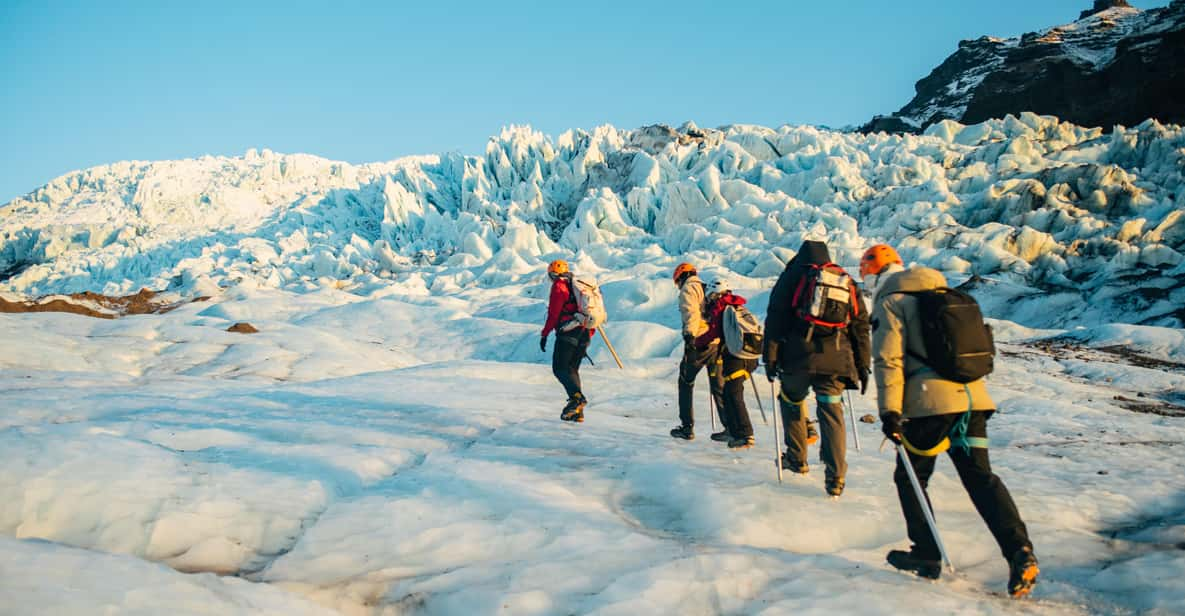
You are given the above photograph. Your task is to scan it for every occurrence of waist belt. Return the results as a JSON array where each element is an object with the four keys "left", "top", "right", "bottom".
[{"left": 902, "top": 411, "right": 989, "bottom": 457}]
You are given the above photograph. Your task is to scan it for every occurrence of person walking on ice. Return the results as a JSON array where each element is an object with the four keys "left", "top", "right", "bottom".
[
  {"left": 669, "top": 262, "right": 725, "bottom": 441},
  {"left": 698, "top": 279, "right": 760, "bottom": 449},
  {"left": 763, "top": 239, "right": 870, "bottom": 497},
  {"left": 861, "top": 243, "right": 1039, "bottom": 598},
  {"left": 540, "top": 259, "right": 593, "bottom": 423}
]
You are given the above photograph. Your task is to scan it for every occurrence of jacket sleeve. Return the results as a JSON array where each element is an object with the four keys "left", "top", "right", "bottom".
[
  {"left": 873, "top": 296, "right": 907, "bottom": 415},
  {"left": 541, "top": 282, "right": 569, "bottom": 336},
  {"left": 764, "top": 268, "right": 793, "bottom": 343},
  {"left": 679, "top": 282, "right": 708, "bottom": 338},
  {"left": 848, "top": 282, "right": 871, "bottom": 376}
]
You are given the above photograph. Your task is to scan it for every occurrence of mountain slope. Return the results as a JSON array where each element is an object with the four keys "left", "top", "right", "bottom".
[{"left": 865, "top": 0, "right": 1185, "bottom": 132}]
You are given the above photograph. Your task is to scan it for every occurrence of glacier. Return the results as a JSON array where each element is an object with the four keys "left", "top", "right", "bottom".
[
  {"left": 1, "top": 117, "right": 1185, "bottom": 615},
  {"left": 3, "top": 116, "right": 1183, "bottom": 328}
]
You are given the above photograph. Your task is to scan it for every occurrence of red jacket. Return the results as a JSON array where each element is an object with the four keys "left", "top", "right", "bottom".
[
  {"left": 696, "top": 292, "right": 746, "bottom": 348},
  {"left": 542, "top": 276, "right": 580, "bottom": 337}
]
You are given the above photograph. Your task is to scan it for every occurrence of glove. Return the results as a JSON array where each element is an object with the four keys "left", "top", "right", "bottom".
[
  {"left": 860, "top": 370, "right": 870, "bottom": 395},
  {"left": 763, "top": 339, "right": 780, "bottom": 382},
  {"left": 683, "top": 333, "right": 694, "bottom": 347},
  {"left": 540, "top": 335, "right": 548, "bottom": 352},
  {"left": 880, "top": 412, "right": 903, "bottom": 444}
]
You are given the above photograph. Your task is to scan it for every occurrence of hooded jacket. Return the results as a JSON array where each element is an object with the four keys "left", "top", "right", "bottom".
[
  {"left": 542, "top": 274, "right": 581, "bottom": 337},
  {"left": 871, "top": 267, "right": 995, "bottom": 418},
  {"left": 763, "top": 240, "right": 870, "bottom": 387},
  {"left": 678, "top": 274, "right": 710, "bottom": 340}
]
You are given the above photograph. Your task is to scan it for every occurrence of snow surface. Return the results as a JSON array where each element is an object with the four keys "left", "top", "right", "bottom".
[
  {"left": 1, "top": 119, "right": 1184, "bottom": 614},
  {"left": 2, "top": 275, "right": 1185, "bottom": 614}
]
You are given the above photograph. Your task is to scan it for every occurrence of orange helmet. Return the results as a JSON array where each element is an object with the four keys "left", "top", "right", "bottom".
[
  {"left": 859, "top": 244, "right": 903, "bottom": 280},
  {"left": 672, "top": 262, "right": 696, "bottom": 285},
  {"left": 547, "top": 259, "right": 569, "bottom": 278}
]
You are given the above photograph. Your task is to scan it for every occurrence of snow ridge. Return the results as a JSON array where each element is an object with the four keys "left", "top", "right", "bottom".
[{"left": 2, "top": 116, "right": 1184, "bottom": 328}]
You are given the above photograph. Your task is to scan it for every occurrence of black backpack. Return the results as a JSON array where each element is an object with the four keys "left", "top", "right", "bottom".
[{"left": 903, "top": 288, "right": 994, "bottom": 383}]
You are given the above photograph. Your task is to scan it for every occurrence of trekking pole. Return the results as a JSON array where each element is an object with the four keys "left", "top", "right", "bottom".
[
  {"left": 846, "top": 391, "right": 861, "bottom": 451},
  {"left": 896, "top": 443, "right": 955, "bottom": 574},
  {"left": 770, "top": 381, "right": 782, "bottom": 483},
  {"left": 708, "top": 383, "right": 717, "bottom": 432},
  {"left": 597, "top": 326, "right": 624, "bottom": 369},
  {"left": 748, "top": 374, "right": 768, "bottom": 425}
]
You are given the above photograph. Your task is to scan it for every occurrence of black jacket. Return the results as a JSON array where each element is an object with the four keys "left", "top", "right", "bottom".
[{"left": 763, "top": 240, "right": 871, "bottom": 388}]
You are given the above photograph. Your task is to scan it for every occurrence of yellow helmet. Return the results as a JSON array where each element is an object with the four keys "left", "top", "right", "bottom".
[
  {"left": 672, "top": 262, "right": 696, "bottom": 285},
  {"left": 547, "top": 259, "right": 569, "bottom": 278}
]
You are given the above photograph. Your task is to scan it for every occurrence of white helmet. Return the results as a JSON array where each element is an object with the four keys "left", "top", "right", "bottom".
[{"left": 707, "top": 279, "right": 731, "bottom": 295}]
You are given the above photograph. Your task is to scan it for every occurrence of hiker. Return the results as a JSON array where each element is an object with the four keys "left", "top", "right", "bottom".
[
  {"left": 862, "top": 243, "right": 1039, "bottom": 597},
  {"left": 540, "top": 259, "right": 593, "bottom": 422},
  {"left": 763, "top": 239, "right": 870, "bottom": 497},
  {"left": 697, "top": 279, "right": 759, "bottom": 449},
  {"left": 669, "top": 262, "right": 726, "bottom": 440}
]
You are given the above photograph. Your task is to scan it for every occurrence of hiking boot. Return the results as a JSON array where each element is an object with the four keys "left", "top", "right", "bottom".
[
  {"left": 1007, "top": 547, "right": 1039, "bottom": 598},
  {"left": 670, "top": 425, "right": 695, "bottom": 440},
  {"left": 780, "top": 452, "right": 808, "bottom": 474},
  {"left": 561, "top": 393, "right": 586, "bottom": 422},
  {"left": 806, "top": 420, "right": 819, "bottom": 445},
  {"left": 825, "top": 477, "right": 845, "bottom": 497},
  {"left": 710, "top": 430, "right": 732, "bottom": 442},
  {"left": 728, "top": 435, "right": 755, "bottom": 449},
  {"left": 886, "top": 549, "right": 941, "bottom": 580}
]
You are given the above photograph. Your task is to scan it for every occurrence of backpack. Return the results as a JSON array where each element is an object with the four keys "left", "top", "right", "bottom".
[
  {"left": 790, "top": 263, "right": 858, "bottom": 334},
  {"left": 903, "top": 288, "right": 995, "bottom": 383},
  {"left": 723, "top": 304, "right": 763, "bottom": 360},
  {"left": 569, "top": 277, "right": 607, "bottom": 329}
]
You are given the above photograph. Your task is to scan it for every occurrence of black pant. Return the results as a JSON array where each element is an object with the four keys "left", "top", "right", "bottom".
[
  {"left": 677, "top": 342, "right": 724, "bottom": 429},
  {"left": 894, "top": 411, "right": 1032, "bottom": 561},
  {"left": 779, "top": 372, "right": 846, "bottom": 480},
  {"left": 717, "top": 353, "right": 757, "bottom": 438},
  {"left": 553, "top": 329, "right": 591, "bottom": 399}
]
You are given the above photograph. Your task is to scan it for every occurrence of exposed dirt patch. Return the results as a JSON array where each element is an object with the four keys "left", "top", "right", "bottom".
[
  {"left": 227, "top": 322, "right": 259, "bottom": 334},
  {"left": 1003, "top": 337, "right": 1185, "bottom": 418},
  {"left": 0, "top": 289, "right": 207, "bottom": 319},
  {"left": 1112, "top": 395, "right": 1185, "bottom": 418},
  {"left": 1028, "top": 337, "right": 1185, "bottom": 374}
]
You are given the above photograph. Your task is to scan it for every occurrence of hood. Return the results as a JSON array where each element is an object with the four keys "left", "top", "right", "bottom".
[
  {"left": 716, "top": 292, "right": 746, "bottom": 307},
  {"left": 679, "top": 274, "right": 702, "bottom": 290},
  {"left": 875, "top": 267, "right": 948, "bottom": 301},
  {"left": 787, "top": 240, "right": 831, "bottom": 269}
]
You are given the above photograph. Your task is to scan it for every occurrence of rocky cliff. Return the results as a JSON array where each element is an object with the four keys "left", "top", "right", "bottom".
[{"left": 865, "top": 0, "right": 1185, "bottom": 132}]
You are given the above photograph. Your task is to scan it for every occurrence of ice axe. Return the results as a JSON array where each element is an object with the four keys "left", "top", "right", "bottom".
[
  {"left": 846, "top": 391, "right": 861, "bottom": 451},
  {"left": 597, "top": 326, "right": 624, "bottom": 370},
  {"left": 897, "top": 443, "right": 955, "bottom": 574},
  {"left": 770, "top": 380, "right": 782, "bottom": 483}
]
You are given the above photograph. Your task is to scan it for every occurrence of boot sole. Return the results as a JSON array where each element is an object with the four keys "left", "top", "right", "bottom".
[{"left": 1009, "top": 565, "right": 1039, "bottom": 598}]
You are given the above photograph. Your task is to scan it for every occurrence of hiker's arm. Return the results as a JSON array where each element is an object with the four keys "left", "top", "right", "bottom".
[
  {"left": 873, "top": 298, "right": 906, "bottom": 415},
  {"left": 541, "top": 283, "right": 568, "bottom": 337}
]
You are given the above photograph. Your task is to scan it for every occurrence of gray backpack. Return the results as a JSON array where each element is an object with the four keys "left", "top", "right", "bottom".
[{"left": 723, "top": 305, "right": 763, "bottom": 360}]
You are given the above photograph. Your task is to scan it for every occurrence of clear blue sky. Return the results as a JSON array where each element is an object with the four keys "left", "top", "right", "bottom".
[{"left": 0, "top": 0, "right": 1165, "bottom": 203}]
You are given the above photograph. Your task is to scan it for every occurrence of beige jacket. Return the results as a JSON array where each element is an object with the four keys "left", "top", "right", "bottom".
[
  {"left": 872, "top": 267, "right": 995, "bottom": 418},
  {"left": 678, "top": 275, "right": 709, "bottom": 338}
]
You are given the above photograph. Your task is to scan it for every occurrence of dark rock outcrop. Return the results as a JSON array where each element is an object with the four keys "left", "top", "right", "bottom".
[
  {"left": 227, "top": 322, "right": 259, "bottom": 334},
  {"left": 864, "top": 1, "right": 1185, "bottom": 133},
  {"left": 1081, "top": 0, "right": 1132, "bottom": 20}
]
